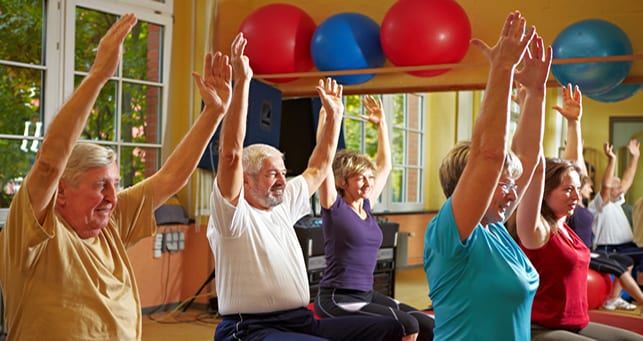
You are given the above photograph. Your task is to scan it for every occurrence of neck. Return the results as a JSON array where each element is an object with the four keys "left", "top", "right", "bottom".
[{"left": 343, "top": 197, "right": 365, "bottom": 215}]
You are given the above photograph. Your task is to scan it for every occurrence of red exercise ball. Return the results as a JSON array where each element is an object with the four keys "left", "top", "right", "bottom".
[
  {"left": 239, "top": 4, "right": 316, "bottom": 82},
  {"left": 586, "top": 268, "right": 613, "bottom": 310},
  {"left": 380, "top": 0, "right": 471, "bottom": 77}
]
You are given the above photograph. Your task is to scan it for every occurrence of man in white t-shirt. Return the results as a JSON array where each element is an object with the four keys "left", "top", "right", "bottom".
[
  {"left": 589, "top": 139, "right": 643, "bottom": 286},
  {"left": 207, "top": 33, "right": 404, "bottom": 341}
]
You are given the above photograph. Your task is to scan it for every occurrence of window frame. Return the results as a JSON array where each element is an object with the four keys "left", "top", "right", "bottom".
[
  {"left": 0, "top": 0, "right": 173, "bottom": 224},
  {"left": 342, "top": 93, "right": 426, "bottom": 214}
]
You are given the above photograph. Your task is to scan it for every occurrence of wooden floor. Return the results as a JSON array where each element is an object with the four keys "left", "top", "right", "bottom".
[
  {"left": 142, "top": 267, "right": 431, "bottom": 341},
  {"left": 142, "top": 267, "right": 643, "bottom": 340}
]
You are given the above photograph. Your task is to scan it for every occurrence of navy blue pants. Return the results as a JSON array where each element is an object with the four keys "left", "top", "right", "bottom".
[{"left": 215, "top": 307, "right": 404, "bottom": 341}]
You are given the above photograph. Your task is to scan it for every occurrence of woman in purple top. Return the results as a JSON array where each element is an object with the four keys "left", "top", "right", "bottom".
[{"left": 313, "top": 95, "right": 434, "bottom": 341}]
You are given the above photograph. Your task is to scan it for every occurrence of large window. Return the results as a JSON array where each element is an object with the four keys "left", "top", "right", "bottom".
[
  {"left": 0, "top": 0, "right": 173, "bottom": 223},
  {"left": 343, "top": 94, "right": 425, "bottom": 212}
]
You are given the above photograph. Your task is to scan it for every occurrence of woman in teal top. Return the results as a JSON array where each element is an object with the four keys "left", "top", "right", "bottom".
[{"left": 423, "top": 10, "right": 552, "bottom": 340}]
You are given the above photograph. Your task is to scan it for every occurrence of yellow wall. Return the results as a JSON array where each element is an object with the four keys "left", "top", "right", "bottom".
[
  {"left": 146, "top": 1, "right": 643, "bottom": 300},
  {"left": 582, "top": 93, "right": 643, "bottom": 203},
  {"left": 168, "top": 1, "right": 643, "bottom": 212},
  {"left": 166, "top": 2, "right": 193, "bottom": 207},
  {"left": 211, "top": 0, "right": 643, "bottom": 97}
]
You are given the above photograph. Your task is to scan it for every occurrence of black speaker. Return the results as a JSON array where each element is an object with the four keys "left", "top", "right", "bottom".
[
  {"left": 197, "top": 79, "right": 282, "bottom": 172},
  {"left": 280, "top": 97, "right": 346, "bottom": 177}
]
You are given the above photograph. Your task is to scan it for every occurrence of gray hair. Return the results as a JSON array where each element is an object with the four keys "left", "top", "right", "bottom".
[
  {"left": 62, "top": 142, "right": 116, "bottom": 187},
  {"left": 242, "top": 144, "right": 284, "bottom": 176},
  {"left": 439, "top": 141, "right": 523, "bottom": 198}
]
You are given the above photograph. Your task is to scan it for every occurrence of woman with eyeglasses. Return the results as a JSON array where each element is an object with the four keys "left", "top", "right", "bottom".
[{"left": 423, "top": 11, "right": 548, "bottom": 340}]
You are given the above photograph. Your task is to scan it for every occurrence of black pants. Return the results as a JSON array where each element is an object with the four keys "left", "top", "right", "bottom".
[
  {"left": 215, "top": 307, "right": 403, "bottom": 341},
  {"left": 595, "top": 242, "right": 643, "bottom": 285},
  {"left": 590, "top": 251, "right": 633, "bottom": 276},
  {"left": 315, "top": 287, "right": 434, "bottom": 341}
]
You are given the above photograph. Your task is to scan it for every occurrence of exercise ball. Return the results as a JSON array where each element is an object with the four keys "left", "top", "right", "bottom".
[
  {"left": 552, "top": 19, "right": 632, "bottom": 96},
  {"left": 239, "top": 4, "right": 316, "bottom": 83},
  {"left": 586, "top": 268, "right": 613, "bottom": 309},
  {"left": 310, "top": 12, "right": 385, "bottom": 85},
  {"left": 380, "top": 0, "right": 471, "bottom": 77},
  {"left": 587, "top": 83, "right": 641, "bottom": 103}
]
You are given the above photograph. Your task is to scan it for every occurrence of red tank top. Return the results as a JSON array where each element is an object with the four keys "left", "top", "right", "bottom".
[{"left": 521, "top": 223, "right": 590, "bottom": 330}]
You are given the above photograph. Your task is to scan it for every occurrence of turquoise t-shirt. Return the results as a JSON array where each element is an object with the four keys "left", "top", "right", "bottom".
[{"left": 424, "top": 198, "right": 539, "bottom": 341}]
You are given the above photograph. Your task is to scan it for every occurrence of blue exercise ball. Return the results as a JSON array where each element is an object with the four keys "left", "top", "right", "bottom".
[
  {"left": 552, "top": 19, "right": 632, "bottom": 96},
  {"left": 587, "top": 83, "right": 641, "bottom": 103},
  {"left": 310, "top": 12, "right": 385, "bottom": 85}
]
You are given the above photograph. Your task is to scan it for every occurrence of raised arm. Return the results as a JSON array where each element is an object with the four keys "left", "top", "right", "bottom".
[
  {"left": 509, "top": 34, "right": 552, "bottom": 213},
  {"left": 510, "top": 35, "right": 553, "bottom": 248},
  {"left": 217, "top": 33, "right": 253, "bottom": 205},
  {"left": 620, "top": 138, "right": 640, "bottom": 193},
  {"left": 301, "top": 78, "right": 344, "bottom": 197},
  {"left": 515, "top": 154, "right": 547, "bottom": 249},
  {"left": 147, "top": 51, "right": 232, "bottom": 208},
  {"left": 316, "top": 107, "right": 338, "bottom": 209},
  {"left": 555, "top": 84, "right": 586, "bottom": 176},
  {"left": 599, "top": 142, "right": 617, "bottom": 202},
  {"left": 26, "top": 14, "right": 137, "bottom": 223},
  {"left": 450, "top": 11, "right": 534, "bottom": 241},
  {"left": 359, "top": 95, "right": 392, "bottom": 203}
]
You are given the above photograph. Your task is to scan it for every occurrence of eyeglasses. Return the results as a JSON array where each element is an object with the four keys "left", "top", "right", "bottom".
[{"left": 498, "top": 181, "right": 518, "bottom": 194}]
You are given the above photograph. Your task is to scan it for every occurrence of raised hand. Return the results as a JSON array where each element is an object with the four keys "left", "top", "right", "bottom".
[
  {"left": 552, "top": 83, "right": 582, "bottom": 122},
  {"left": 471, "top": 11, "right": 535, "bottom": 69},
  {"left": 604, "top": 142, "right": 616, "bottom": 159},
  {"left": 230, "top": 32, "right": 253, "bottom": 81},
  {"left": 514, "top": 34, "right": 552, "bottom": 92},
  {"left": 316, "top": 78, "right": 344, "bottom": 118},
  {"left": 89, "top": 13, "right": 137, "bottom": 82},
  {"left": 192, "top": 51, "right": 232, "bottom": 115},
  {"left": 627, "top": 138, "right": 640, "bottom": 158},
  {"left": 512, "top": 81, "right": 527, "bottom": 107},
  {"left": 359, "top": 95, "right": 384, "bottom": 126}
]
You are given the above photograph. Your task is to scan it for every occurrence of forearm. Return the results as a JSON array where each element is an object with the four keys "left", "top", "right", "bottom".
[
  {"left": 375, "top": 120, "right": 392, "bottom": 172},
  {"left": 516, "top": 155, "right": 547, "bottom": 249},
  {"left": 621, "top": 154, "right": 640, "bottom": 189},
  {"left": 601, "top": 157, "right": 616, "bottom": 197},
  {"left": 511, "top": 90, "right": 545, "bottom": 170},
  {"left": 473, "top": 65, "right": 514, "bottom": 155},
  {"left": 153, "top": 107, "right": 225, "bottom": 203},
  {"left": 38, "top": 75, "right": 106, "bottom": 168},
  {"left": 562, "top": 118, "right": 585, "bottom": 174},
  {"left": 304, "top": 111, "right": 342, "bottom": 187},
  {"left": 219, "top": 78, "right": 251, "bottom": 160},
  {"left": 309, "top": 113, "right": 341, "bottom": 170}
]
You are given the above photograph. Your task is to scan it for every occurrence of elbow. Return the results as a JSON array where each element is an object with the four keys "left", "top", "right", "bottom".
[
  {"left": 218, "top": 149, "right": 243, "bottom": 170},
  {"left": 476, "top": 145, "right": 506, "bottom": 167}
]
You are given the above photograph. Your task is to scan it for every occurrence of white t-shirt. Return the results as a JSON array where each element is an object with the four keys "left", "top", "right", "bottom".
[
  {"left": 588, "top": 194, "right": 634, "bottom": 246},
  {"left": 207, "top": 176, "right": 312, "bottom": 315}
]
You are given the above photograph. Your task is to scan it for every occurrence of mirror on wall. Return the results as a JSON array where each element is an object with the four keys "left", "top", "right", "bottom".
[{"left": 609, "top": 116, "right": 643, "bottom": 208}]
